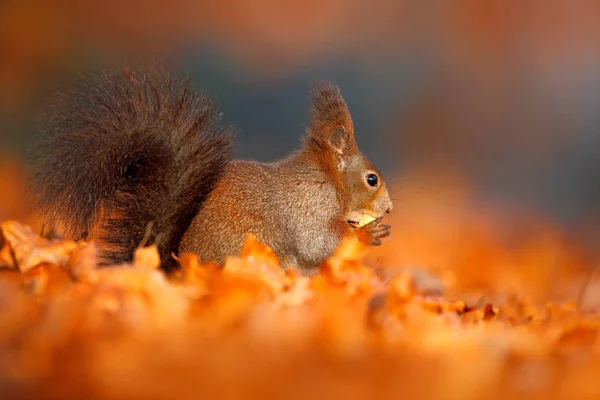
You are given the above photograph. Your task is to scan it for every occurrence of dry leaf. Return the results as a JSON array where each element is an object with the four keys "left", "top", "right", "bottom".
[{"left": 1, "top": 221, "right": 77, "bottom": 273}]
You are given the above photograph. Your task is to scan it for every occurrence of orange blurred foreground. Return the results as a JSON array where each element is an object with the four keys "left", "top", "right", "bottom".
[{"left": 0, "top": 162, "right": 599, "bottom": 400}]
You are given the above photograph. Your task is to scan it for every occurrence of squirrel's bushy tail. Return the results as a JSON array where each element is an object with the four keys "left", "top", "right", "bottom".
[{"left": 31, "top": 67, "right": 234, "bottom": 270}]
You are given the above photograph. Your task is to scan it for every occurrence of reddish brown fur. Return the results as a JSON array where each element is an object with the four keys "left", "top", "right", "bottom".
[{"left": 181, "top": 83, "right": 393, "bottom": 270}]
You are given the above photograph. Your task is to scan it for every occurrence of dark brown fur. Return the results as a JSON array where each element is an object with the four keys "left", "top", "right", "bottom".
[{"left": 31, "top": 67, "right": 234, "bottom": 271}]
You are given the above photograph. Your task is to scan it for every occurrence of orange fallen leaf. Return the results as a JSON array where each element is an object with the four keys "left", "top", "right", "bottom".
[{"left": 1, "top": 220, "right": 77, "bottom": 273}]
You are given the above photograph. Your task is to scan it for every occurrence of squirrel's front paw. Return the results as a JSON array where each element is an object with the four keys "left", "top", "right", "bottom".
[{"left": 355, "top": 217, "right": 391, "bottom": 246}]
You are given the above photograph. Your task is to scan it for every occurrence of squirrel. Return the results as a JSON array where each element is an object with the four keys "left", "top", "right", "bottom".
[{"left": 30, "top": 67, "right": 393, "bottom": 272}]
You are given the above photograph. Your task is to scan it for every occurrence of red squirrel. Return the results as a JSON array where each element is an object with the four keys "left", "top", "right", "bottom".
[{"left": 31, "top": 67, "right": 393, "bottom": 272}]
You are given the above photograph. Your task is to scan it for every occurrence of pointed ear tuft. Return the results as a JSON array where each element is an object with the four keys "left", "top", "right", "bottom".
[
  {"left": 329, "top": 126, "right": 349, "bottom": 156},
  {"left": 309, "top": 82, "right": 355, "bottom": 144}
]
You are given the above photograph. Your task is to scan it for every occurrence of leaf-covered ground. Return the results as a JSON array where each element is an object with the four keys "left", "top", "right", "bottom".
[{"left": 0, "top": 162, "right": 599, "bottom": 400}]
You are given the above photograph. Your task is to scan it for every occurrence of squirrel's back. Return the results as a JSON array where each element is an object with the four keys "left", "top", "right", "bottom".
[
  {"left": 31, "top": 67, "right": 234, "bottom": 270},
  {"left": 181, "top": 153, "right": 345, "bottom": 269}
]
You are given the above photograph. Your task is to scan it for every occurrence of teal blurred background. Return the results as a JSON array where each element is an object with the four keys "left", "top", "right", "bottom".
[{"left": 0, "top": 0, "right": 598, "bottom": 249}]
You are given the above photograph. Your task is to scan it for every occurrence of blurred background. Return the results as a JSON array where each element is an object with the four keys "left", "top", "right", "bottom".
[{"left": 0, "top": 0, "right": 598, "bottom": 258}]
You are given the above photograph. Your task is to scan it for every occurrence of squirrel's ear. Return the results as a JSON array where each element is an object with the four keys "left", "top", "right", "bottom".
[
  {"left": 309, "top": 82, "right": 355, "bottom": 147},
  {"left": 329, "top": 126, "right": 349, "bottom": 155},
  {"left": 329, "top": 126, "right": 350, "bottom": 170}
]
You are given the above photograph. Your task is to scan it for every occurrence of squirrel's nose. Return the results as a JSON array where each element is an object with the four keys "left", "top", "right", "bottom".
[{"left": 382, "top": 188, "right": 393, "bottom": 213}]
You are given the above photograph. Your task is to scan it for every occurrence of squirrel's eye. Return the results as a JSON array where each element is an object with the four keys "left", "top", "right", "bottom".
[{"left": 366, "top": 173, "right": 378, "bottom": 187}]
